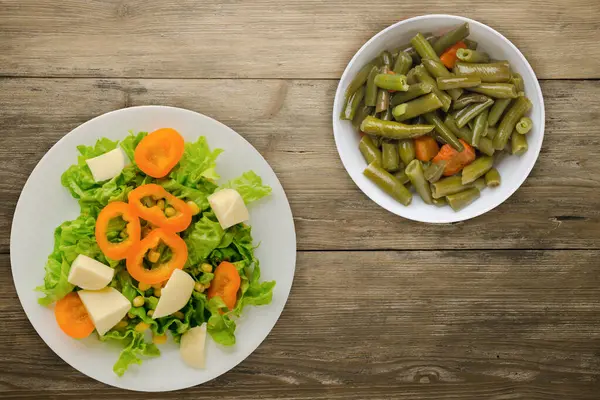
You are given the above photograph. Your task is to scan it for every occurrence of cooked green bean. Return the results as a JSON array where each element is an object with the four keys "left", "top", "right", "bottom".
[
  {"left": 510, "top": 72, "right": 525, "bottom": 92},
  {"left": 406, "top": 67, "right": 418, "bottom": 84},
  {"left": 453, "top": 98, "right": 494, "bottom": 128},
  {"left": 515, "top": 117, "right": 533, "bottom": 134},
  {"left": 393, "top": 51, "right": 413, "bottom": 75},
  {"left": 462, "top": 156, "right": 494, "bottom": 184},
  {"left": 452, "top": 93, "right": 490, "bottom": 110},
  {"left": 360, "top": 116, "right": 434, "bottom": 139},
  {"left": 487, "top": 98, "right": 512, "bottom": 127},
  {"left": 431, "top": 175, "right": 480, "bottom": 199},
  {"left": 364, "top": 66, "right": 379, "bottom": 107},
  {"left": 376, "top": 63, "right": 391, "bottom": 113},
  {"left": 379, "top": 107, "right": 394, "bottom": 121},
  {"left": 370, "top": 135, "right": 382, "bottom": 148},
  {"left": 405, "top": 160, "right": 433, "bottom": 204},
  {"left": 485, "top": 168, "right": 501, "bottom": 187},
  {"left": 433, "top": 22, "right": 470, "bottom": 55},
  {"left": 413, "top": 65, "right": 452, "bottom": 112},
  {"left": 382, "top": 141, "right": 400, "bottom": 172},
  {"left": 380, "top": 51, "right": 393, "bottom": 67},
  {"left": 423, "top": 112, "right": 464, "bottom": 151},
  {"left": 456, "top": 48, "right": 490, "bottom": 63},
  {"left": 345, "top": 62, "right": 375, "bottom": 99},
  {"left": 390, "top": 83, "right": 433, "bottom": 107},
  {"left": 477, "top": 137, "right": 495, "bottom": 157},
  {"left": 393, "top": 169, "right": 410, "bottom": 185},
  {"left": 374, "top": 73, "right": 409, "bottom": 91},
  {"left": 446, "top": 188, "right": 480, "bottom": 211},
  {"left": 511, "top": 132, "right": 528, "bottom": 155},
  {"left": 411, "top": 32, "right": 441, "bottom": 63},
  {"left": 493, "top": 96, "right": 532, "bottom": 150},
  {"left": 364, "top": 162, "right": 412, "bottom": 206},
  {"left": 340, "top": 86, "right": 366, "bottom": 120},
  {"left": 471, "top": 109, "right": 489, "bottom": 147},
  {"left": 392, "top": 93, "right": 443, "bottom": 122},
  {"left": 436, "top": 76, "right": 481, "bottom": 90},
  {"left": 424, "top": 160, "right": 447, "bottom": 183},
  {"left": 467, "top": 119, "right": 475, "bottom": 131},
  {"left": 359, "top": 135, "right": 382, "bottom": 164},
  {"left": 432, "top": 197, "right": 447, "bottom": 207},
  {"left": 421, "top": 58, "right": 463, "bottom": 100},
  {"left": 352, "top": 104, "right": 373, "bottom": 128},
  {"left": 454, "top": 62, "right": 511, "bottom": 83},
  {"left": 400, "top": 33, "right": 437, "bottom": 64},
  {"left": 486, "top": 127, "right": 498, "bottom": 140},
  {"left": 463, "top": 38, "right": 478, "bottom": 50},
  {"left": 467, "top": 83, "right": 518, "bottom": 98},
  {"left": 473, "top": 178, "right": 486, "bottom": 191},
  {"left": 444, "top": 115, "right": 461, "bottom": 135},
  {"left": 398, "top": 139, "right": 416, "bottom": 165}
]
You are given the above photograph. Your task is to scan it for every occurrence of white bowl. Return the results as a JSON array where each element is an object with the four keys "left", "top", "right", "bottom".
[{"left": 332, "top": 15, "right": 544, "bottom": 223}]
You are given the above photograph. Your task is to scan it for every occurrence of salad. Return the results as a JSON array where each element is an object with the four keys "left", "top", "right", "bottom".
[{"left": 36, "top": 128, "right": 275, "bottom": 376}]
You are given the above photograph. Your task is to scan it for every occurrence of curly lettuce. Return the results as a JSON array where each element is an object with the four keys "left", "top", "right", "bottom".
[{"left": 39, "top": 131, "right": 276, "bottom": 374}]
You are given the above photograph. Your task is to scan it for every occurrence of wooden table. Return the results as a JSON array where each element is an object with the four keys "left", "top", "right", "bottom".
[{"left": 2, "top": 1, "right": 599, "bottom": 398}]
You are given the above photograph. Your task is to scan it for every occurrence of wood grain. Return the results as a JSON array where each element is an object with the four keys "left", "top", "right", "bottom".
[
  {"left": 2, "top": 251, "right": 599, "bottom": 399},
  {"left": 1, "top": 78, "right": 599, "bottom": 252},
  {"left": 1, "top": 0, "right": 599, "bottom": 80}
]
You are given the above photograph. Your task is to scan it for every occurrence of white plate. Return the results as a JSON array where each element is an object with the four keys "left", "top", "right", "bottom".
[
  {"left": 10, "top": 106, "right": 297, "bottom": 391},
  {"left": 333, "top": 15, "right": 545, "bottom": 223}
]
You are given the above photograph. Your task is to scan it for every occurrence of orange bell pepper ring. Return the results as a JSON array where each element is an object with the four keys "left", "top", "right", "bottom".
[
  {"left": 95, "top": 201, "right": 141, "bottom": 260},
  {"left": 128, "top": 184, "right": 192, "bottom": 233},
  {"left": 134, "top": 128, "right": 185, "bottom": 178},
  {"left": 207, "top": 261, "right": 241, "bottom": 311},
  {"left": 126, "top": 228, "right": 188, "bottom": 285}
]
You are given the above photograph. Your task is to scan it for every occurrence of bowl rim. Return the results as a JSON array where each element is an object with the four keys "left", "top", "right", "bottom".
[{"left": 332, "top": 14, "right": 545, "bottom": 223}]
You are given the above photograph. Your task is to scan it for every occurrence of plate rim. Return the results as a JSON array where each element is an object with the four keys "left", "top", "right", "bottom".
[{"left": 10, "top": 105, "right": 297, "bottom": 391}]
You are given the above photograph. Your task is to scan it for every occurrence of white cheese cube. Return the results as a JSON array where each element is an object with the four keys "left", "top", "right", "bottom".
[
  {"left": 67, "top": 254, "right": 114, "bottom": 290},
  {"left": 85, "top": 147, "right": 127, "bottom": 182},
  {"left": 208, "top": 189, "right": 249, "bottom": 229},
  {"left": 152, "top": 269, "right": 195, "bottom": 319},
  {"left": 78, "top": 287, "right": 131, "bottom": 336},
  {"left": 180, "top": 324, "right": 207, "bottom": 369}
]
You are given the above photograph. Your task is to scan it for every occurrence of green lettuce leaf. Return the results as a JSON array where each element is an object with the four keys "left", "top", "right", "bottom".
[
  {"left": 100, "top": 328, "right": 160, "bottom": 377},
  {"left": 219, "top": 171, "right": 272, "bottom": 204},
  {"left": 36, "top": 215, "right": 113, "bottom": 306},
  {"left": 159, "top": 178, "right": 216, "bottom": 212},
  {"left": 170, "top": 136, "right": 223, "bottom": 185},
  {"left": 61, "top": 134, "right": 148, "bottom": 217},
  {"left": 206, "top": 297, "right": 237, "bottom": 345},
  {"left": 120, "top": 131, "right": 147, "bottom": 162},
  {"left": 184, "top": 211, "right": 224, "bottom": 266}
]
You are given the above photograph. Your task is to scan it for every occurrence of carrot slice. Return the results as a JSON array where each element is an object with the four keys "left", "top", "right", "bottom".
[
  {"left": 414, "top": 136, "right": 440, "bottom": 162},
  {"left": 55, "top": 292, "right": 95, "bottom": 339},
  {"left": 440, "top": 41, "right": 467, "bottom": 69},
  {"left": 207, "top": 261, "right": 241, "bottom": 311},
  {"left": 432, "top": 139, "right": 475, "bottom": 176}
]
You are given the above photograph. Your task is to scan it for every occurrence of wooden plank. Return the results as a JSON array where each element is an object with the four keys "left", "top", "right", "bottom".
[
  {"left": 1, "top": 251, "right": 599, "bottom": 398},
  {"left": 0, "top": 0, "right": 599, "bottom": 80},
  {"left": 1, "top": 78, "right": 599, "bottom": 252}
]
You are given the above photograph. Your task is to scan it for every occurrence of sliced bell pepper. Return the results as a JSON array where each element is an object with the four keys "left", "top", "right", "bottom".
[
  {"left": 128, "top": 184, "right": 192, "bottom": 232},
  {"left": 134, "top": 128, "right": 185, "bottom": 178},
  {"left": 440, "top": 41, "right": 467, "bottom": 69},
  {"left": 207, "top": 261, "right": 241, "bottom": 311},
  {"left": 126, "top": 228, "right": 188, "bottom": 285},
  {"left": 95, "top": 201, "right": 141, "bottom": 260}
]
